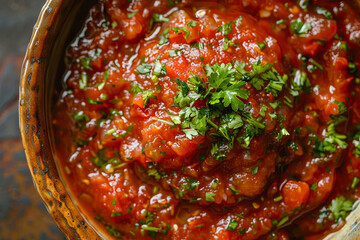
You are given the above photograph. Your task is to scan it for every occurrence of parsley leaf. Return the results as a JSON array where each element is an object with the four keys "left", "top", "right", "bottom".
[
  {"left": 313, "top": 101, "right": 348, "bottom": 157},
  {"left": 150, "top": 13, "right": 169, "bottom": 28},
  {"left": 169, "top": 49, "right": 182, "bottom": 57},
  {"left": 153, "top": 58, "right": 167, "bottom": 77},
  {"left": 79, "top": 73, "right": 88, "bottom": 90},
  {"left": 205, "top": 192, "right": 216, "bottom": 202},
  {"left": 80, "top": 58, "right": 93, "bottom": 70},
  {"left": 159, "top": 28, "right": 170, "bottom": 47},
  {"left": 329, "top": 196, "right": 354, "bottom": 222},
  {"left": 351, "top": 176, "right": 360, "bottom": 190},
  {"left": 257, "top": 41, "right": 266, "bottom": 50},
  {"left": 130, "top": 84, "right": 143, "bottom": 95},
  {"left": 127, "top": 11, "right": 138, "bottom": 18},
  {"left": 142, "top": 90, "right": 158, "bottom": 107},
  {"left": 187, "top": 20, "right": 197, "bottom": 28},
  {"left": 316, "top": 6, "right": 333, "bottom": 19},
  {"left": 290, "top": 19, "right": 312, "bottom": 36},
  {"left": 136, "top": 62, "right": 152, "bottom": 75},
  {"left": 227, "top": 219, "right": 239, "bottom": 231},
  {"left": 171, "top": 60, "right": 286, "bottom": 160},
  {"left": 290, "top": 70, "right": 311, "bottom": 96},
  {"left": 218, "top": 21, "right": 233, "bottom": 35}
]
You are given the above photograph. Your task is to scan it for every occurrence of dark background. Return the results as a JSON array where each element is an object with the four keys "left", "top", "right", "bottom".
[{"left": 0, "top": 0, "right": 65, "bottom": 239}]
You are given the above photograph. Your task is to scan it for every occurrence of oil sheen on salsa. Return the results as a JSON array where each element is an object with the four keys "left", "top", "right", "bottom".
[{"left": 53, "top": 0, "right": 360, "bottom": 239}]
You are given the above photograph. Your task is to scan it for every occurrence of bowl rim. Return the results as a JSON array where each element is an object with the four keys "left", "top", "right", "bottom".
[{"left": 19, "top": 0, "right": 101, "bottom": 239}]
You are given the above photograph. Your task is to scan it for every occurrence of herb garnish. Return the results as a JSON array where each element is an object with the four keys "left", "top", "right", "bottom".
[
  {"left": 290, "top": 19, "right": 312, "bottom": 36},
  {"left": 329, "top": 196, "right": 354, "bottom": 222},
  {"left": 171, "top": 61, "right": 287, "bottom": 159}
]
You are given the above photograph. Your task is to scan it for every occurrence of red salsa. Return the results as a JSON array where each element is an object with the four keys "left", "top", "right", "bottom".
[{"left": 53, "top": 0, "right": 360, "bottom": 239}]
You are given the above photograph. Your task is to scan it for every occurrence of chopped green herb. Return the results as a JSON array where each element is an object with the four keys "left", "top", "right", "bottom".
[
  {"left": 79, "top": 73, "right": 88, "bottom": 90},
  {"left": 96, "top": 81, "right": 106, "bottom": 91},
  {"left": 259, "top": 105, "right": 268, "bottom": 117},
  {"left": 87, "top": 98, "right": 103, "bottom": 105},
  {"left": 111, "top": 21, "right": 118, "bottom": 29},
  {"left": 276, "top": 19, "right": 287, "bottom": 25},
  {"left": 148, "top": 168, "right": 163, "bottom": 180},
  {"left": 190, "top": 42, "right": 204, "bottom": 49},
  {"left": 80, "top": 58, "right": 93, "bottom": 70},
  {"left": 127, "top": 11, "right": 138, "bottom": 18},
  {"left": 227, "top": 219, "right": 239, "bottom": 231},
  {"left": 169, "top": 49, "right": 182, "bottom": 57},
  {"left": 130, "top": 84, "right": 143, "bottom": 95},
  {"left": 316, "top": 6, "right": 333, "bottom": 19},
  {"left": 313, "top": 101, "right": 348, "bottom": 157},
  {"left": 153, "top": 58, "right": 167, "bottom": 77},
  {"left": 142, "top": 90, "right": 157, "bottom": 107},
  {"left": 299, "top": 0, "right": 310, "bottom": 10},
  {"left": 141, "top": 226, "right": 161, "bottom": 232},
  {"left": 290, "top": 19, "right": 312, "bottom": 36},
  {"left": 351, "top": 176, "right": 360, "bottom": 190},
  {"left": 171, "top": 61, "right": 286, "bottom": 160},
  {"left": 173, "top": 26, "right": 190, "bottom": 39},
  {"left": 310, "top": 182, "right": 318, "bottom": 191},
  {"left": 354, "top": 132, "right": 360, "bottom": 157},
  {"left": 274, "top": 196, "right": 283, "bottom": 202},
  {"left": 186, "top": 178, "right": 200, "bottom": 190},
  {"left": 150, "top": 13, "right": 169, "bottom": 28},
  {"left": 211, "top": 179, "right": 219, "bottom": 189},
  {"left": 290, "top": 70, "right": 311, "bottom": 96},
  {"left": 153, "top": 186, "right": 160, "bottom": 194},
  {"left": 257, "top": 41, "right": 266, "bottom": 51},
  {"left": 126, "top": 125, "right": 134, "bottom": 133},
  {"left": 308, "top": 59, "right": 324, "bottom": 72},
  {"left": 73, "top": 111, "right": 90, "bottom": 122},
  {"left": 187, "top": 20, "right": 197, "bottom": 28},
  {"left": 277, "top": 215, "right": 289, "bottom": 227},
  {"left": 136, "top": 62, "right": 152, "bottom": 75},
  {"left": 106, "top": 225, "right": 122, "bottom": 237},
  {"left": 329, "top": 196, "right": 354, "bottom": 222},
  {"left": 230, "top": 187, "right": 239, "bottom": 195},
  {"left": 218, "top": 21, "right": 233, "bottom": 35},
  {"left": 205, "top": 192, "right": 216, "bottom": 202},
  {"left": 238, "top": 228, "right": 246, "bottom": 234},
  {"left": 111, "top": 212, "right": 122, "bottom": 217},
  {"left": 159, "top": 28, "right": 170, "bottom": 46},
  {"left": 100, "top": 93, "right": 108, "bottom": 100},
  {"left": 195, "top": 224, "right": 204, "bottom": 229},
  {"left": 278, "top": 128, "right": 290, "bottom": 140}
]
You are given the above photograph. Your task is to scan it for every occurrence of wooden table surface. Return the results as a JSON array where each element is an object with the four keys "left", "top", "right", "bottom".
[{"left": 0, "top": 1, "right": 65, "bottom": 239}]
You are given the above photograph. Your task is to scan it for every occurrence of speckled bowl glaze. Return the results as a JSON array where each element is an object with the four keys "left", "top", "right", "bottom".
[
  {"left": 19, "top": 0, "right": 360, "bottom": 239},
  {"left": 19, "top": 0, "right": 103, "bottom": 239}
]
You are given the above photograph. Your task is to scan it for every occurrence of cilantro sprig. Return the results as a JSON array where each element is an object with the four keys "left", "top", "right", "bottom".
[
  {"left": 171, "top": 61, "right": 287, "bottom": 160},
  {"left": 329, "top": 196, "right": 354, "bottom": 222},
  {"left": 290, "top": 19, "right": 312, "bottom": 36},
  {"left": 313, "top": 101, "right": 348, "bottom": 157}
]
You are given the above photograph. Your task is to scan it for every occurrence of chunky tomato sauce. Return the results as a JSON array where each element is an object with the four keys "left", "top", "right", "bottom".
[{"left": 53, "top": 0, "right": 360, "bottom": 239}]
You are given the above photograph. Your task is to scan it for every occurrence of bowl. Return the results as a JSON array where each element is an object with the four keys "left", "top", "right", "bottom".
[{"left": 19, "top": 0, "right": 360, "bottom": 239}]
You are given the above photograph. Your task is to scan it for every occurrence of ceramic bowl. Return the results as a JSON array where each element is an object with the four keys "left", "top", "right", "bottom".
[
  {"left": 19, "top": 0, "right": 102, "bottom": 239},
  {"left": 19, "top": 0, "right": 360, "bottom": 239}
]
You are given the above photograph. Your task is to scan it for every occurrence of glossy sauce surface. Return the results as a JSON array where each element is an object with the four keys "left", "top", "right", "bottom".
[{"left": 53, "top": 0, "right": 360, "bottom": 239}]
